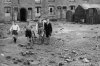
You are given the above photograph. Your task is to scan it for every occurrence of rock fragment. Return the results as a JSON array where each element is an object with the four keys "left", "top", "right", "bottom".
[
  {"left": 5, "top": 56, "right": 12, "bottom": 60},
  {"left": 1, "top": 53, "right": 5, "bottom": 56},
  {"left": 59, "top": 62, "right": 64, "bottom": 66},
  {"left": 78, "top": 57, "right": 90, "bottom": 63},
  {"left": 82, "top": 58, "right": 90, "bottom": 63}
]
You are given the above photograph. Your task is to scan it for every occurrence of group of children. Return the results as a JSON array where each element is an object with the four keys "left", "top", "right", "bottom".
[{"left": 9, "top": 17, "right": 52, "bottom": 45}]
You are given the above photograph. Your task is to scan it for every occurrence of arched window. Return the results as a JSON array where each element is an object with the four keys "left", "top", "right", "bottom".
[
  {"left": 4, "top": 7, "right": 11, "bottom": 13},
  {"left": 35, "top": 6, "right": 41, "bottom": 17},
  {"left": 28, "top": 8, "right": 32, "bottom": 19},
  {"left": 49, "top": 6, "right": 55, "bottom": 15},
  {"left": 63, "top": 6, "right": 67, "bottom": 10},
  {"left": 4, "top": 7, "right": 11, "bottom": 17}
]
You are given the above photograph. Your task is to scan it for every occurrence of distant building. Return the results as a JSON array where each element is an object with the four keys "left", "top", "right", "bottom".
[{"left": 0, "top": 0, "right": 100, "bottom": 22}]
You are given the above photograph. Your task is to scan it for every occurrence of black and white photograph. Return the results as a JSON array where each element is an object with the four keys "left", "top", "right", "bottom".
[{"left": 0, "top": 0, "right": 100, "bottom": 66}]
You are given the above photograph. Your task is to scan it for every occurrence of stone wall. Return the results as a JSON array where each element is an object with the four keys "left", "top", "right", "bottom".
[{"left": 0, "top": 0, "right": 100, "bottom": 22}]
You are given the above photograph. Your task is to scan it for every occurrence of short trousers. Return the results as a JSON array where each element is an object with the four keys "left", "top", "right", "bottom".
[
  {"left": 25, "top": 29, "right": 32, "bottom": 38},
  {"left": 45, "top": 31, "right": 51, "bottom": 38},
  {"left": 12, "top": 30, "right": 18, "bottom": 35}
]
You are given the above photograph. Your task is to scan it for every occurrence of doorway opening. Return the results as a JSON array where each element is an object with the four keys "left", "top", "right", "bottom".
[{"left": 20, "top": 8, "right": 27, "bottom": 21}]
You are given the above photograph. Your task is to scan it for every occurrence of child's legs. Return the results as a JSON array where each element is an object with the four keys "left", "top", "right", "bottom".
[
  {"left": 41, "top": 36, "right": 44, "bottom": 43},
  {"left": 29, "top": 37, "right": 32, "bottom": 42},
  {"left": 27, "top": 37, "right": 30, "bottom": 42},
  {"left": 13, "top": 35, "right": 17, "bottom": 43},
  {"left": 38, "top": 35, "right": 43, "bottom": 44},
  {"left": 47, "top": 37, "right": 50, "bottom": 43},
  {"left": 46, "top": 34, "right": 50, "bottom": 44}
]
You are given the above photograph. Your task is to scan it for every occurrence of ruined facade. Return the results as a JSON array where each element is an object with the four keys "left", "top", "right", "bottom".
[{"left": 0, "top": 0, "right": 100, "bottom": 22}]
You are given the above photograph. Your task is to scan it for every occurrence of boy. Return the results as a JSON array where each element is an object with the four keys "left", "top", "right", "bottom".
[
  {"left": 10, "top": 21, "right": 20, "bottom": 43},
  {"left": 44, "top": 18, "right": 52, "bottom": 45},
  {"left": 25, "top": 22, "right": 32, "bottom": 43},
  {"left": 36, "top": 18, "right": 44, "bottom": 44}
]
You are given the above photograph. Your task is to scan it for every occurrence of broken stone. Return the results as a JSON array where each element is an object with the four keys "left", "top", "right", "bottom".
[
  {"left": 91, "top": 28, "right": 94, "bottom": 30},
  {"left": 71, "top": 50, "right": 78, "bottom": 55},
  {"left": 19, "top": 58, "right": 25, "bottom": 63},
  {"left": 64, "top": 56, "right": 71, "bottom": 59},
  {"left": 13, "top": 61, "right": 18, "bottom": 64},
  {"left": 64, "top": 56, "right": 73, "bottom": 63},
  {"left": 64, "top": 49, "right": 69, "bottom": 52},
  {"left": 78, "top": 57, "right": 84, "bottom": 60},
  {"left": 73, "top": 58, "right": 76, "bottom": 61},
  {"left": 82, "top": 58, "right": 90, "bottom": 63},
  {"left": 1, "top": 53, "right": 4, "bottom": 56},
  {"left": 23, "top": 60, "right": 30, "bottom": 65},
  {"left": 5, "top": 56, "right": 12, "bottom": 60},
  {"left": 49, "top": 60, "right": 56, "bottom": 64},
  {"left": 59, "top": 55, "right": 65, "bottom": 59},
  {"left": 30, "top": 60, "right": 40, "bottom": 65},
  {"left": 17, "top": 59, "right": 22, "bottom": 63},
  {"left": 18, "top": 44, "right": 25, "bottom": 47},
  {"left": 83, "top": 37, "right": 86, "bottom": 38},
  {"left": 20, "top": 52, "right": 26, "bottom": 56},
  {"left": 64, "top": 58, "right": 73, "bottom": 63},
  {"left": 12, "top": 58, "right": 18, "bottom": 61},
  {"left": 60, "top": 28, "right": 64, "bottom": 30},
  {"left": 68, "top": 53, "right": 77, "bottom": 58},
  {"left": 51, "top": 53, "right": 55, "bottom": 56},
  {"left": 57, "top": 38, "right": 62, "bottom": 40},
  {"left": 59, "top": 62, "right": 64, "bottom": 66},
  {"left": 26, "top": 46, "right": 33, "bottom": 49}
]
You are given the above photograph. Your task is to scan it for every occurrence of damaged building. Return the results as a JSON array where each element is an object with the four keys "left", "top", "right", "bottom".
[{"left": 0, "top": 0, "right": 100, "bottom": 22}]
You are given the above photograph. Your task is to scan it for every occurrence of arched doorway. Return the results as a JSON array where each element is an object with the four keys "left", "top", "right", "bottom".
[
  {"left": 20, "top": 8, "right": 27, "bottom": 21},
  {"left": 66, "top": 10, "right": 73, "bottom": 22}
]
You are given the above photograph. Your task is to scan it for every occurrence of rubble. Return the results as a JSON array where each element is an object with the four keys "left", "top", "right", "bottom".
[
  {"left": 58, "top": 62, "right": 64, "bottom": 66},
  {"left": 1, "top": 22, "right": 100, "bottom": 66},
  {"left": 30, "top": 60, "right": 40, "bottom": 65},
  {"left": 5, "top": 56, "right": 12, "bottom": 60},
  {"left": 1, "top": 53, "right": 5, "bottom": 56},
  {"left": 82, "top": 57, "right": 90, "bottom": 63},
  {"left": 20, "top": 51, "right": 36, "bottom": 57}
]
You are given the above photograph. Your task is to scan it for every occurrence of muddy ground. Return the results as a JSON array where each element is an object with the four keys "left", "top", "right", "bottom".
[{"left": 0, "top": 21, "right": 100, "bottom": 66}]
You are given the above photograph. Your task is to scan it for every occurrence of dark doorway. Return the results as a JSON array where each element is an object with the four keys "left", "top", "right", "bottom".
[{"left": 20, "top": 8, "right": 27, "bottom": 21}]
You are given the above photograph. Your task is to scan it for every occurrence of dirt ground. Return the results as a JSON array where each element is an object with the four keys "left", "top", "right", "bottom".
[{"left": 0, "top": 21, "right": 100, "bottom": 66}]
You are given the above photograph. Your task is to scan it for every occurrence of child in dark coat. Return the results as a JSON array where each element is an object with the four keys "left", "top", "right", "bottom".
[
  {"left": 44, "top": 18, "right": 52, "bottom": 44},
  {"left": 25, "top": 22, "right": 32, "bottom": 43}
]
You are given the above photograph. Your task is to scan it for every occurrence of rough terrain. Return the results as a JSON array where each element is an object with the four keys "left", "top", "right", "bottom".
[{"left": 0, "top": 21, "right": 100, "bottom": 66}]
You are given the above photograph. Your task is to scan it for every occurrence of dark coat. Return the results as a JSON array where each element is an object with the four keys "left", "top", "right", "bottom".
[{"left": 44, "top": 22, "right": 52, "bottom": 37}]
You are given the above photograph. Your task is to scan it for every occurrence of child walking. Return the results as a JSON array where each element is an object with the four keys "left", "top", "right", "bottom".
[
  {"left": 10, "top": 21, "right": 20, "bottom": 43},
  {"left": 36, "top": 17, "right": 45, "bottom": 44}
]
